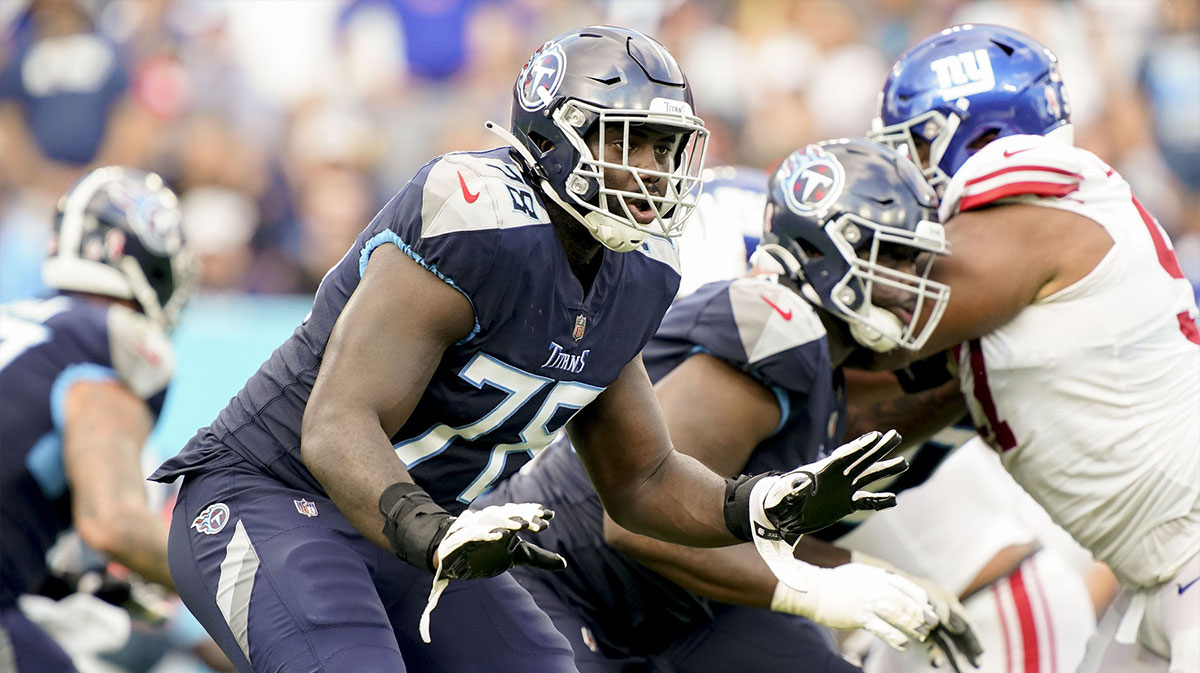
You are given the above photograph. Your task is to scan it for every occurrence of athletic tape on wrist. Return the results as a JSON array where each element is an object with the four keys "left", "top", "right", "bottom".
[
  {"left": 378, "top": 482, "right": 453, "bottom": 572},
  {"left": 723, "top": 473, "right": 768, "bottom": 542}
]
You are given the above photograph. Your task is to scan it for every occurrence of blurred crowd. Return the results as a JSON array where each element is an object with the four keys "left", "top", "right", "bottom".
[{"left": 2, "top": 0, "right": 1198, "bottom": 299}]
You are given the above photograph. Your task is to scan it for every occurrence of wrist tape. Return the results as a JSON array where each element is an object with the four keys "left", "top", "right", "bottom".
[
  {"left": 723, "top": 473, "right": 768, "bottom": 542},
  {"left": 378, "top": 482, "right": 454, "bottom": 572}
]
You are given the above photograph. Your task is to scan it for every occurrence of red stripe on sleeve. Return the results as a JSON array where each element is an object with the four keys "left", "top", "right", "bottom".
[
  {"left": 960, "top": 181, "right": 1079, "bottom": 213},
  {"left": 965, "top": 164, "right": 1082, "bottom": 186}
]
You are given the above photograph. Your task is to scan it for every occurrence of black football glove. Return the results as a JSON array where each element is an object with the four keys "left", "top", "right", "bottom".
[{"left": 754, "top": 429, "right": 908, "bottom": 544}]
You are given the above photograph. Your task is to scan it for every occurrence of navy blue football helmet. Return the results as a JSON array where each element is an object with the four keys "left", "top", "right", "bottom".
[
  {"left": 488, "top": 26, "right": 709, "bottom": 252},
  {"left": 869, "top": 24, "right": 1072, "bottom": 190},
  {"left": 43, "top": 167, "right": 197, "bottom": 331},
  {"left": 759, "top": 139, "right": 950, "bottom": 352}
]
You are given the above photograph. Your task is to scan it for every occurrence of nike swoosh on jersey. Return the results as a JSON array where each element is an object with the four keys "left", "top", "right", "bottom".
[
  {"left": 458, "top": 172, "right": 480, "bottom": 203},
  {"left": 1002, "top": 148, "right": 1034, "bottom": 158},
  {"left": 1179, "top": 576, "right": 1200, "bottom": 595},
  {"left": 761, "top": 295, "right": 793, "bottom": 320}
]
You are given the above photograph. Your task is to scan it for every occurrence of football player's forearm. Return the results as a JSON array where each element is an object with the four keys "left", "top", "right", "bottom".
[
  {"left": 301, "top": 408, "right": 416, "bottom": 553},
  {"left": 603, "top": 450, "right": 738, "bottom": 548},
  {"left": 605, "top": 516, "right": 774, "bottom": 607},
  {"left": 103, "top": 515, "right": 175, "bottom": 590},
  {"left": 64, "top": 381, "right": 174, "bottom": 588},
  {"left": 844, "top": 379, "right": 965, "bottom": 450}
]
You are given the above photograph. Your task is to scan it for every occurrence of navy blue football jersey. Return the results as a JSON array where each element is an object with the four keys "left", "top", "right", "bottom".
[
  {"left": 152, "top": 148, "right": 681, "bottom": 513},
  {"left": 478, "top": 275, "right": 845, "bottom": 654},
  {"left": 0, "top": 295, "right": 173, "bottom": 603}
]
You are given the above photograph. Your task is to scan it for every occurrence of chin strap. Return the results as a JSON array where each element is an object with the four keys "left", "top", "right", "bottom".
[
  {"left": 849, "top": 304, "right": 905, "bottom": 353},
  {"left": 483, "top": 121, "right": 644, "bottom": 253}
]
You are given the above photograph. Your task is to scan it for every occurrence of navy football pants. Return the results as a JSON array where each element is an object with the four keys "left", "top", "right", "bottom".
[{"left": 167, "top": 459, "right": 576, "bottom": 673}]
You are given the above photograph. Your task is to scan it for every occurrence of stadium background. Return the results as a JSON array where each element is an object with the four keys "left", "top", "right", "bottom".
[{"left": 1, "top": 0, "right": 1197, "bottom": 671}]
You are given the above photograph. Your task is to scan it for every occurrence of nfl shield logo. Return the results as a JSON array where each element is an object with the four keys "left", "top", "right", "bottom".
[
  {"left": 572, "top": 314, "right": 587, "bottom": 341},
  {"left": 294, "top": 499, "right": 318, "bottom": 518}
]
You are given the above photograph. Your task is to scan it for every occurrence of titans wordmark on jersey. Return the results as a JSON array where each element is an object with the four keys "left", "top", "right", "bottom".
[
  {"left": 152, "top": 148, "right": 680, "bottom": 513},
  {"left": 479, "top": 275, "right": 843, "bottom": 654}
]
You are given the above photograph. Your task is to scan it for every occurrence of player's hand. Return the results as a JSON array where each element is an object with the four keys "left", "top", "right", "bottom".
[
  {"left": 433, "top": 503, "right": 566, "bottom": 579},
  {"left": 420, "top": 502, "right": 565, "bottom": 643},
  {"left": 770, "top": 562, "right": 939, "bottom": 652},
  {"left": 916, "top": 582, "right": 982, "bottom": 672},
  {"left": 852, "top": 552, "right": 983, "bottom": 671},
  {"left": 753, "top": 430, "right": 907, "bottom": 544}
]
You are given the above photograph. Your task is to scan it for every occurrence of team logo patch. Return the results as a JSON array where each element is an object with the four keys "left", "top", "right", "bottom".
[
  {"left": 517, "top": 41, "right": 567, "bottom": 111},
  {"left": 929, "top": 49, "right": 995, "bottom": 101},
  {"left": 105, "top": 181, "right": 184, "bottom": 255},
  {"left": 778, "top": 146, "right": 845, "bottom": 217},
  {"left": 294, "top": 499, "right": 318, "bottom": 518},
  {"left": 572, "top": 314, "right": 587, "bottom": 341},
  {"left": 191, "top": 503, "right": 230, "bottom": 535}
]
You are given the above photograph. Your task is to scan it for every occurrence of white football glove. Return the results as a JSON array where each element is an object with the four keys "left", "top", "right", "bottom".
[
  {"left": 852, "top": 551, "right": 983, "bottom": 671},
  {"left": 420, "top": 503, "right": 564, "bottom": 643},
  {"left": 769, "top": 561, "right": 939, "bottom": 651},
  {"left": 748, "top": 430, "right": 907, "bottom": 585}
]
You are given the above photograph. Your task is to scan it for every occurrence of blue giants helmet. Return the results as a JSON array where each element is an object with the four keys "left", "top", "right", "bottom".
[
  {"left": 759, "top": 139, "right": 950, "bottom": 352},
  {"left": 489, "top": 26, "right": 709, "bottom": 252},
  {"left": 43, "top": 166, "right": 197, "bottom": 331},
  {"left": 869, "top": 24, "right": 1072, "bottom": 190}
]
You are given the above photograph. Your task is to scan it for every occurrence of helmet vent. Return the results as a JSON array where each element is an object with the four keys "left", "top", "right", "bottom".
[
  {"left": 587, "top": 75, "right": 624, "bottom": 86},
  {"left": 989, "top": 39, "right": 1015, "bottom": 56}
]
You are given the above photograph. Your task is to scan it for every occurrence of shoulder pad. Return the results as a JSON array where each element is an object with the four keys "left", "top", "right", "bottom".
[
  {"left": 940, "top": 134, "right": 1084, "bottom": 220},
  {"left": 726, "top": 276, "right": 825, "bottom": 364},
  {"left": 420, "top": 152, "right": 550, "bottom": 238},
  {"left": 107, "top": 304, "right": 175, "bottom": 399},
  {"left": 635, "top": 235, "right": 681, "bottom": 275}
]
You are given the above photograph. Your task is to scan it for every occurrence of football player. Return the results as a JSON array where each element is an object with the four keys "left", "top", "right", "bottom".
[
  {"left": 863, "top": 24, "right": 1200, "bottom": 672},
  {"left": 476, "top": 139, "right": 976, "bottom": 672},
  {"left": 150, "top": 27, "right": 909, "bottom": 673},
  {"left": 0, "top": 166, "right": 197, "bottom": 673}
]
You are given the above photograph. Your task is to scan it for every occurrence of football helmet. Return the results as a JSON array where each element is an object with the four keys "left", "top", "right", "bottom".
[
  {"left": 43, "top": 166, "right": 197, "bottom": 331},
  {"left": 869, "top": 24, "right": 1072, "bottom": 190},
  {"left": 759, "top": 139, "right": 950, "bottom": 352},
  {"left": 487, "top": 25, "right": 709, "bottom": 252}
]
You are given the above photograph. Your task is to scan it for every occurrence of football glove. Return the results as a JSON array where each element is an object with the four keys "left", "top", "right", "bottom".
[
  {"left": 852, "top": 551, "right": 983, "bottom": 671},
  {"left": 419, "top": 503, "right": 565, "bottom": 643},
  {"left": 770, "top": 561, "right": 939, "bottom": 652},
  {"left": 732, "top": 430, "right": 907, "bottom": 598},
  {"left": 752, "top": 430, "right": 908, "bottom": 543}
]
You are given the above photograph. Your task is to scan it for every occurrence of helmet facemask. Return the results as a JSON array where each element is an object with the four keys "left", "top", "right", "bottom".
[
  {"left": 869, "top": 107, "right": 962, "bottom": 194},
  {"left": 764, "top": 211, "right": 950, "bottom": 352},
  {"left": 550, "top": 100, "right": 709, "bottom": 252}
]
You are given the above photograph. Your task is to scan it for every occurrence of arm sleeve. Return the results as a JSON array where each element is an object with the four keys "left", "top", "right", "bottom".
[{"left": 939, "top": 134, "right": 1086, "bottom": 220}]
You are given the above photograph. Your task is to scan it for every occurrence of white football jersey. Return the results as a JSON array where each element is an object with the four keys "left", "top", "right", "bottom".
[{"left": 941, "top": 135, "right": 1200, "bottom": 589}]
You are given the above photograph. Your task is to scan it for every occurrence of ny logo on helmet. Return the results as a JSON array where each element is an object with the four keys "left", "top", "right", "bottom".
[
  {"left": 930, "top": 49, "right": 995, "bottom": 101},
  {"left": 518, "top": 41, "right": 567, "bottom": 112},
  {"left": 779, "top": 146, "right": 845, "bottom": 216}
]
